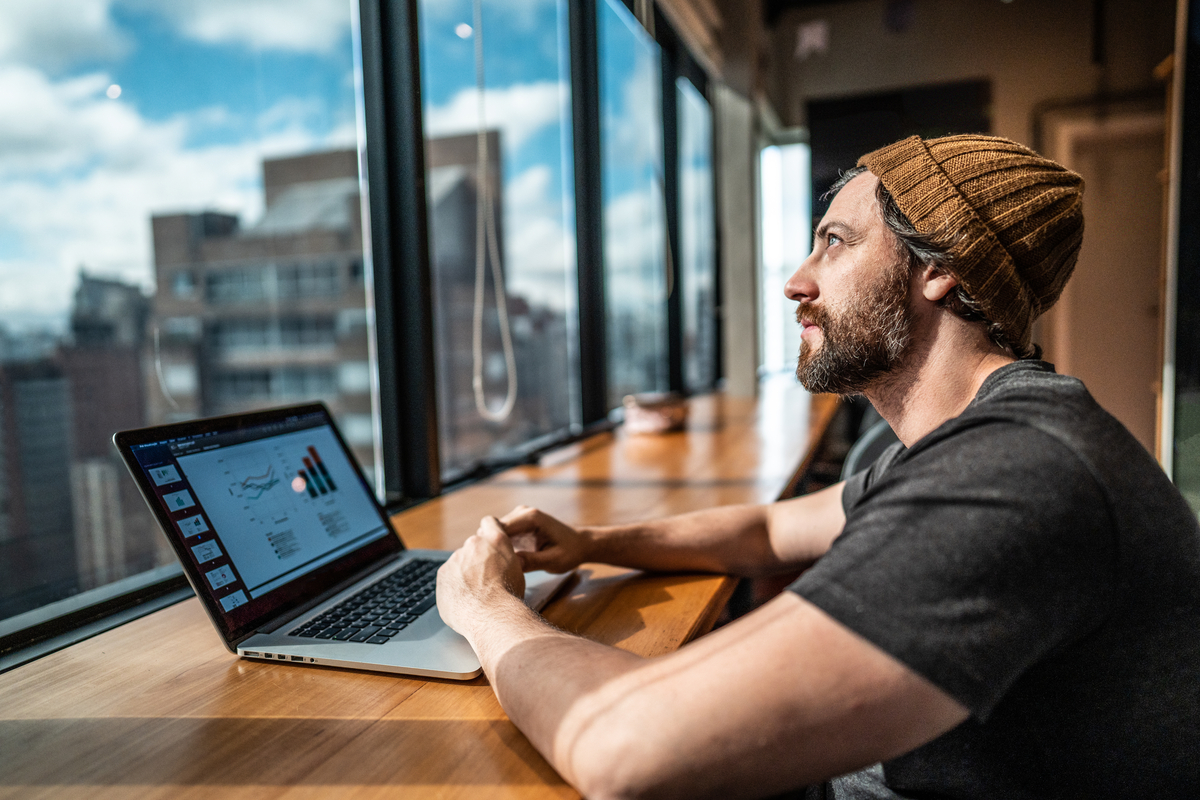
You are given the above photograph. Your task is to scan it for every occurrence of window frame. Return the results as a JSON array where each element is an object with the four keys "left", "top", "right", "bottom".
[{"left": 0, "top": 0, "right": 723, "bottom": 670}]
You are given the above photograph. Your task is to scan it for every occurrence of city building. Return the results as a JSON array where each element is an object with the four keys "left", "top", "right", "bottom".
[{"left": 147, "top": 150, "right": 376, "bottom": 480}]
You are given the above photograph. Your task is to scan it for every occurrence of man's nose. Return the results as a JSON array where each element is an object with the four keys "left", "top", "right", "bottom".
[{"left": 783, "top": 251, "right": 819, "bottom": 302}]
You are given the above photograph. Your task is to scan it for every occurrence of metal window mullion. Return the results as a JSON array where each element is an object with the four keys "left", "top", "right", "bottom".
[
  {"left": 570, "top": 0, "right": 608, "bottom": 424},
  {"left": 659, "top": 12, "right": 684, "bottom": 394},
  {"left": 359, "top": 0, "right": 441, "bottom": 502}
]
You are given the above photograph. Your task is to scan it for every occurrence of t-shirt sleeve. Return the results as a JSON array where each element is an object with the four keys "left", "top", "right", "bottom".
[
  {"left": 841, "top": 440, "right": 907, "bottom": 512},
  {"left": 790, "top": 420, "right": 1116, "bottom": 719}
]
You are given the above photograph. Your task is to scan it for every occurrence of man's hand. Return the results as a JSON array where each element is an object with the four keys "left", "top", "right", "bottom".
[
  {"left": 437, "top": 516, "right": 527, "bottom": 638},
  {"left": 500, "top": 505, "right": 591, "bottom": 573}
]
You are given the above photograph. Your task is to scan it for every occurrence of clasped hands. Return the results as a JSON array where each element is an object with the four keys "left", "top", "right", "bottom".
[{"left": 435, "top": 506, "right": 585, "bottom": 636}]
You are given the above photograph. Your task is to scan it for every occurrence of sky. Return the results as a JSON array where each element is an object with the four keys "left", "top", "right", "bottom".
[
  {"left": 0, "top": 0, "right": 685, "bottom": 333},
  {"left": 0, "top": 0, "right": 361, "bottom": 331}
]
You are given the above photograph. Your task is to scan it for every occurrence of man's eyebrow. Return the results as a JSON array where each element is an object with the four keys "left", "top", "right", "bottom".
[{"left": 813, "top": 220, "right": 856, "bottom": 241}]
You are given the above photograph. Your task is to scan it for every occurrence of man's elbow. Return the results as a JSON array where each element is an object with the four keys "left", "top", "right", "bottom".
[{"left": 565, "top": 724, "right": 686, "bottom": 800}]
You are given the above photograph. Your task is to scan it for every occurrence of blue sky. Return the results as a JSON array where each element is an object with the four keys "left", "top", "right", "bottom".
[{"left": 0, "top": 0, "right": 669, "bottom": 331}]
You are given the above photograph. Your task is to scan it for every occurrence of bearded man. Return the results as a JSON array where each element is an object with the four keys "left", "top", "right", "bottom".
[{"left": 436, "top": 135, "right": 1200, "bottom": 798}]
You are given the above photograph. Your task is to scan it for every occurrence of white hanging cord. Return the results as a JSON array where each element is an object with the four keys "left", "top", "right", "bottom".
[
  {"left": 471, "top": 0, "right": 518, "bottom": 423},
  {"left": 152, "top": 325, "right": 180, "bottom": 411}
]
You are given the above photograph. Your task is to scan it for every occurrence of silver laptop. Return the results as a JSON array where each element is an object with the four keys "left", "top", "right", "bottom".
[{"left": 114, "top": 403, "right": 568, "bottom": 680}]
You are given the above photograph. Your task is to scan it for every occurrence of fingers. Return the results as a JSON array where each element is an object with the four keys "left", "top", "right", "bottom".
[
  {"left": 516, "top": 548, "right": 557, "bottom": 572},
  {"left": 476, "top": 516, "right": 514, "bottom": 554},
  {"left": 499, "top": 504, "right": 538, "bottom": 531}
]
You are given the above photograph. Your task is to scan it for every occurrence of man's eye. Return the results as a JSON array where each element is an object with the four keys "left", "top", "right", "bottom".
[{"left": 827, "top": 233, "right": 842, "bottom": 247}]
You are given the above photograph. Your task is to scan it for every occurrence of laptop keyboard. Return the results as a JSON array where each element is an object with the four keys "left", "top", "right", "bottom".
[{"left": 288, "top": 558, "right": 440, "bottom": 645}]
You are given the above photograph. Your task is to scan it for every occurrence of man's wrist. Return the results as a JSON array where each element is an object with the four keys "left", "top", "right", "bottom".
[
  {"left": 463, "top": 591, "right": 548, "bottom": 669},
  {"left": 576, "top": 526, "right": 600, "bottom": 563}
]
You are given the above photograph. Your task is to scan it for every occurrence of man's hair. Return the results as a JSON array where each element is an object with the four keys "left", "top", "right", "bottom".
[{"left": 825, "top": 167, "right": 1039, "bottom": 359}]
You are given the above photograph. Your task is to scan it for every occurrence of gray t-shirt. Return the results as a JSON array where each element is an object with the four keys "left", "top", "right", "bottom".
[{"left": 789, "top": 361, "right": 1200, "bottom": 798}]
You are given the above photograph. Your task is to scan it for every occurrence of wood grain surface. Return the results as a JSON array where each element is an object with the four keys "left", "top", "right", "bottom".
[{"left": 0, "top": 385, "right": 834, "bottom": 799}]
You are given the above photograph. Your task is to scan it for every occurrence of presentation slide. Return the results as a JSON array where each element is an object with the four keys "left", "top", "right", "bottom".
[
  {"left": 149, "top": 465, "right": 181, "bottom": 486},
  {"left": 220, "top": 590, "right": 249, "bottom": 611},
  {"left": 176, "top": 426, "right": 386, "bottom": 596},
  {"left": 177, "top": 514, "right": 209, "bottom": 538},
  {"left": 162, "top": 489, "right": 196, "bottom": 512},
  {"left": 191, "top": 540, "right": 223, "bottom": 564}
]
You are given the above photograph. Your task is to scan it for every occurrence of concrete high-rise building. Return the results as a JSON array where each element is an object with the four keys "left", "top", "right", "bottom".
[
  {"left": 0, "top": 360, "right": 76, "bottom": 618},
  {"left": 147, "top": 149, "right": 376, "bottom": 480},
  {"left": 61, "top": 273, "right": 166, "bottom": 590}
]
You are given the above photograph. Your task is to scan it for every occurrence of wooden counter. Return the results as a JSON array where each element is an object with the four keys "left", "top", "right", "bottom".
[{"left": 0, "top": 383, "right": 836, "bottom": 799}]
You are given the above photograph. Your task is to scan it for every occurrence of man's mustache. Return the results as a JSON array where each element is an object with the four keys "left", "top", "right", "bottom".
[{"left": 795, "top": 304, "right": 829, "bottom": 328}]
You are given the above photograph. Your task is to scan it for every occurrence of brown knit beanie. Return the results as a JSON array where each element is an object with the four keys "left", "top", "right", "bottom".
[{"left": 858, "top": 134, "right": 1084, "bottom": 353}]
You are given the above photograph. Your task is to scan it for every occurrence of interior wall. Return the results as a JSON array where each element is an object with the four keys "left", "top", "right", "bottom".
[
  {"left": 764, "top": 0, "right": 1175, "bottom": 143},
  {"left": 715, "top": 83, "right": 761, "bottom": 397},
  {"left": 759, "top": 0, "right": 1175, "bottom": 449},
  {"left": 1040, "top": 109, "right": 1166, "bottom": 454}
]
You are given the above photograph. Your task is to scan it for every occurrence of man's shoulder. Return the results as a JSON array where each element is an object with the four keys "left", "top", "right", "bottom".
[{"left": 920, "top": 360, "right": 1141, "bottom": 476}]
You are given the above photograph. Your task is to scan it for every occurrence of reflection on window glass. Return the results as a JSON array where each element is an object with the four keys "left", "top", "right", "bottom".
[
  {"left": 0, "top": 1, "right": 376, "bottom": 623},
  {"left": 599, "top": 0, "right": 668, "bottom": 407},
  {"left": 676, "top": 77, "right": 717, "bottom": 392},
  {"left": 759, "top": 144, "right": 811, "bottom": 377},
  {"left": 418, "top": 0, "right": 580, "bottom": 481}
]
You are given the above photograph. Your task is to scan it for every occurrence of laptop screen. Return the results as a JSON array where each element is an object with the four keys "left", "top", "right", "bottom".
[{"left": 117, "top": 405, "right": 401, "bottom": 644}]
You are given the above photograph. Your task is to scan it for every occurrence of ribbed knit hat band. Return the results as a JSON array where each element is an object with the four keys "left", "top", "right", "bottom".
[{"left": 859, "top": 134, "right": 1085, "bottom": 353}]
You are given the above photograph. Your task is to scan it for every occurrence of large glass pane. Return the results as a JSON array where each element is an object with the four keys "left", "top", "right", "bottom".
[
  {"left": 759, "top": 143, "right": 811, "bottom": 377},
  {"left": 417, "top": 0, "right": 580, "bottom": 481},
  {"left": 676, "top": 76, "right": 717, "bottom": 392},
  {"left": 0, "top": 2, "right": 377, "bottom": 623},
  {"left": 599, "top": 0, "right": 668, "bottom": 407}
]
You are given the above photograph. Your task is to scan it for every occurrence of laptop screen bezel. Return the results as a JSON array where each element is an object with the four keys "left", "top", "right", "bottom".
[{"left": 113, "top": 402, "right": 404, "bottom": 648}]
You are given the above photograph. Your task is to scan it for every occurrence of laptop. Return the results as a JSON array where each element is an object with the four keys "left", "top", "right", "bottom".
[{"left": 114, "top": 403, "right": 569, "bottom": 680}]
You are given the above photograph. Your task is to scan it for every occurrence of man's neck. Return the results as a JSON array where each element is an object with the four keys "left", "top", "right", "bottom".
[{"left": 865, "top": 318, "right": 1016, "bottom": 447}]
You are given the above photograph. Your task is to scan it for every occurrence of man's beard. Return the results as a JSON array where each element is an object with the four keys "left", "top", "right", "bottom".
[{"left": 795, "top": 259, "right": 913, "bottom": 395}]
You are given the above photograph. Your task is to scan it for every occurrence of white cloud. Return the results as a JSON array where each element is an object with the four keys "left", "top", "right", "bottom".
[
  {"left": 602, "top": 187, "right": 666, "bottom": 308},
  {"left": 0, "top": 0, "right": 129, "bottom": 74},
  {"left": 425, "top": 81, "right": 566, "bottom": 153},
  {"left": 605, "top": 48, "right": 662, "bottom": 169},
  {"left": 501, "top": 164, "right": 574, "bottom": 311},
  {"left": 420, "top": 0, "right": 557, "bottom": 31},
  {"left": 0, "top": 63, "right": 344, "bottom": 320},
  {"left": 0, "top": 65, "right": 185, "bottom": 178},
  {"left": 120, "top": 0, "right": 351, "bottom": 54}
]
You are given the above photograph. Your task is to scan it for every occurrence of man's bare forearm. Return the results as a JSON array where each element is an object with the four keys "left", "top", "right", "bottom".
[
  {"left": 578, "top": 504, "right": 775, "bottom": 576},
  {"left": 577, "top": 482, "right": 846, "bottom": 577}
]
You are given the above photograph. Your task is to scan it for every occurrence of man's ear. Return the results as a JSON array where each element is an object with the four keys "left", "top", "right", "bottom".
[{"left": 919, "top": 266, "right": 959, "bottom": 303}]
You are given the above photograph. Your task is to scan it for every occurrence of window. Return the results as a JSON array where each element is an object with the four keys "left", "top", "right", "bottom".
[
  {"left": 598, "top": 0, "right": 669, "bottom": 407},
  {"left": 417, "top": 0, "right": 581, "bottom": 481},
  {"left": 676, "top": 76, "right": 717, "bottom": 392},
  {"left": 1, "top": 0, "right": 723, "bottom": 660},
  {"left": 0, "top": 1, "right": 378, "bottom": 629},
  {"left": 758, "top": 143, "right": 810, "bottom": 377}
]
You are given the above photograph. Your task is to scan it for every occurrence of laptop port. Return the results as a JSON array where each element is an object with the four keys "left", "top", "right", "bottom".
[{"left": 290, "top": 655, "right": 303, "bottom": 662}]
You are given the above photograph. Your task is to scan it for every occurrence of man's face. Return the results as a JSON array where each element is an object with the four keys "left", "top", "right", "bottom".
[{"left": 785, "top": 172, "right": 914, "bottom": 395}]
